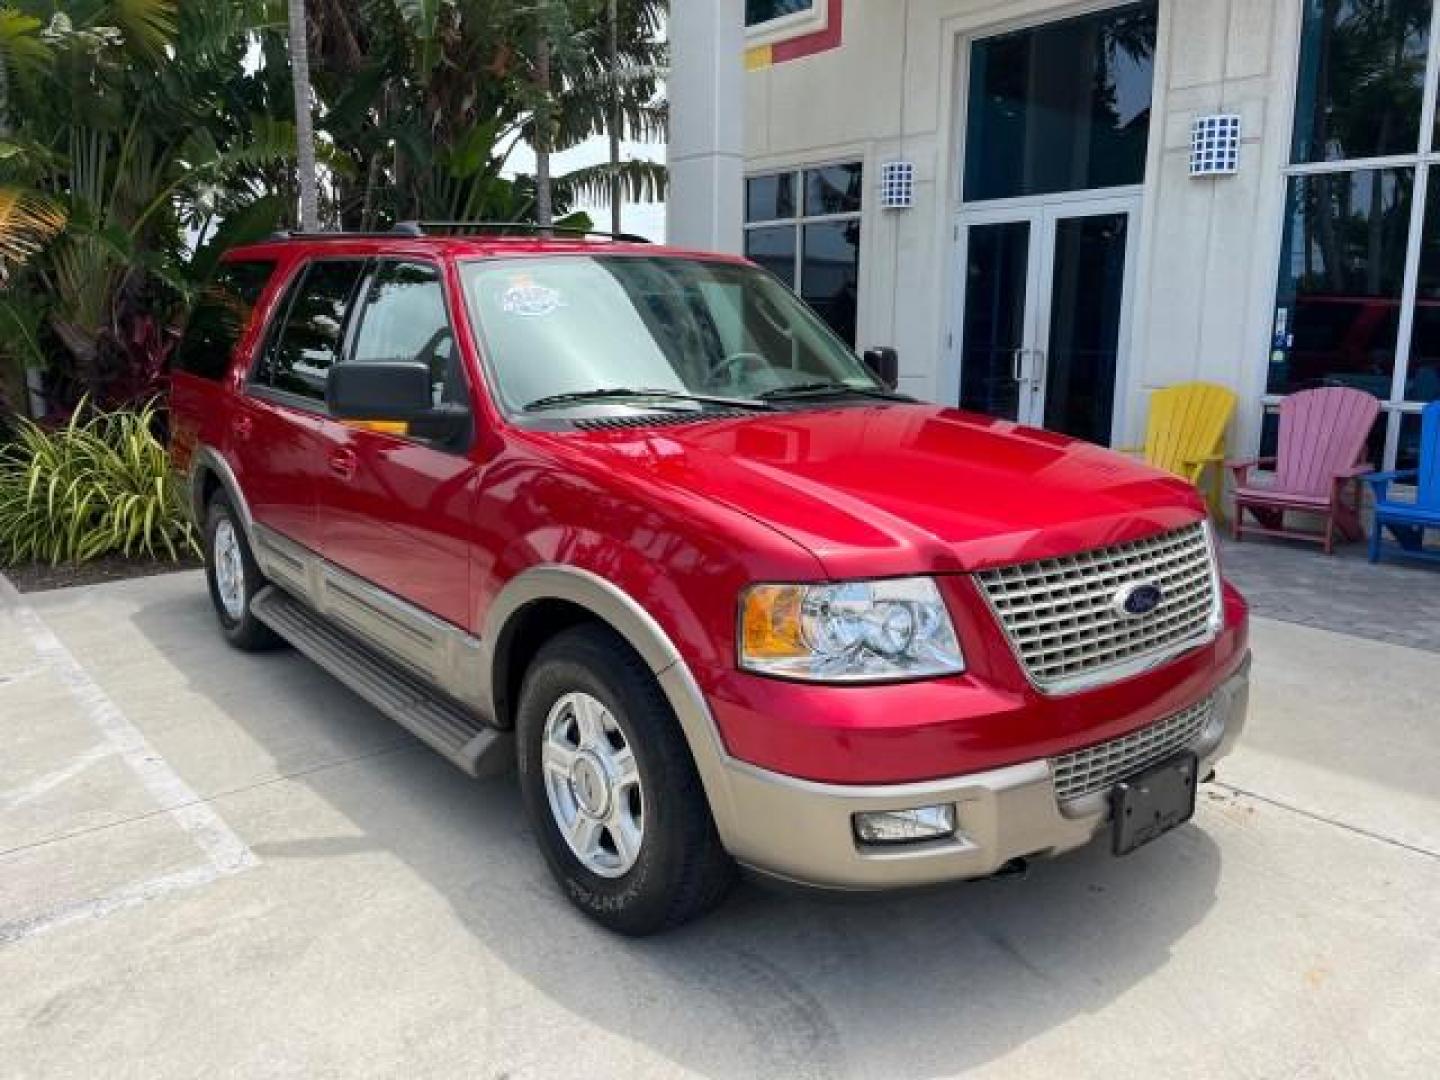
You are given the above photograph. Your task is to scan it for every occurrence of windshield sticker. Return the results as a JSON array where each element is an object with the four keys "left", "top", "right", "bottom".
[{"left": 500, "top": 279, "right": 565, "bottom": 318}]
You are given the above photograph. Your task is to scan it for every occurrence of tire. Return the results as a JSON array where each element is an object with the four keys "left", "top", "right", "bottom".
[
  {"left": 516, "top": 624, "right": 736, "bottom": 935},
  {"left": 203, "top": 493, "right": 282, "bottom": 651}
]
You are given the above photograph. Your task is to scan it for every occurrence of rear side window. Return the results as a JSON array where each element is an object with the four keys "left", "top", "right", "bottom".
[
  {"left": 173, "top": 260, "right": 275, "bottom": 381},
  {"left": 255, "top": 259, "right": 366, "bottom": 402}
]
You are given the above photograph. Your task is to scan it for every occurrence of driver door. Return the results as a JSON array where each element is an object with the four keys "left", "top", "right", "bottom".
[{"left": 313, "top": 258, "right": 478, "bottom": 630}]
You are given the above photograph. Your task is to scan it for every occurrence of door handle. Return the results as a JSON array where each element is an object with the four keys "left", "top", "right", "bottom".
[
  {"left": 232, "top": 414, "right": 254, "bottom": 441},
  {"left": 1030, "top": 348, "right": 1047, "bottom": 394},
  {"left": 328, "top": 449, "right": 357, "bottom": 479},
  {"left": 1011, "top": 348, "right": 1026, "bottom": 383}
]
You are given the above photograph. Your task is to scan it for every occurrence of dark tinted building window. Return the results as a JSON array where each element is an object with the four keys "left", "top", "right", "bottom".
[
  {"left": 746, "top": 0, "right": 813, "bottom": 27},
  {"left": 1269, "top": 169, "right": 1413, "bottom": 398},
  {"left": 258, "top": 260, "right": 366, "bottom": 403},
  {"left": 744, "top": 225, "right": 797, "bottom": 287},
  {"left": 1404, "top": 179, "right": 1440, "bottom": 403},
  {"left": 745, "top": 172, "right": 796, "bottom": 223},
  {"left": 1291, "top": 0, "right": 1431, "bottom": 164},
  {"left": 801, "top": 221, "right": 860, "bottom": 346},
  {"left": 1272, "top": 0, "right": 1440, "bottom": 469},
  {"left": 964, "top": 2, "right": 1157, "bottom": 201},
  {"left": 804, "top": 163, "right": 863, "bottom": 216},
  {"left": 743, "top": 163, "right": 863, "bottom": 343},
  {"left": 173, "top": 261, "right": 275, "bottom": 381}
]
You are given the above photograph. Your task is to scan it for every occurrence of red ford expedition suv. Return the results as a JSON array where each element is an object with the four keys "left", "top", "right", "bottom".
[{"left": 169, "top": 225, "right": 1250, "bottom": 935}]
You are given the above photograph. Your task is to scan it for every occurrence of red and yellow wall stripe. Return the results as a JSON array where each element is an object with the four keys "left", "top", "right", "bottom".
[{"left": 745, "top": 0, "right": 844, "bottom": 70}]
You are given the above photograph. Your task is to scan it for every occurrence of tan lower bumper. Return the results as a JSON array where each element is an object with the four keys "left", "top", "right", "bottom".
[{"left": 713, "top": 655, "right": 1251, "bottom": 890}]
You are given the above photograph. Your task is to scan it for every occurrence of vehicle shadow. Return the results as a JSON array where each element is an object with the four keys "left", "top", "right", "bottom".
[{"left": 133, "top": 587, "right": 1222, "bottom": 1080}]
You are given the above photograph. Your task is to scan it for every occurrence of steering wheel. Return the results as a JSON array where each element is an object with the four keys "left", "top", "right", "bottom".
[
  {"left": 703, "top": 351, "right": 767, "bottom": 387},
  {"left": 415, "top": 326, "right": 455, "bottom": 371}
]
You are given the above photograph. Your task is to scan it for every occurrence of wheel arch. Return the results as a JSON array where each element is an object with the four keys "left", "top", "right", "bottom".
[
  {"left": 188, "top": 446, "right": 257, "bottom": 547},
  {"left": 482, "top": 566, "right": 740, "bottom": 840}
]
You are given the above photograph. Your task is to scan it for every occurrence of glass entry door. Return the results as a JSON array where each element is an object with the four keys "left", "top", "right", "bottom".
[{"left": 955, "top": 196, "right": 1139, "bottom": 445}]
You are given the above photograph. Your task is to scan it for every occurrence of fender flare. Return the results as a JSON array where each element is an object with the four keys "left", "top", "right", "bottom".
[
  {"left": 186, "top": 445, "right": 257, "bottom": 548},
  {"left": 481, "top": 565, "right": 740, "bottom": 842}
]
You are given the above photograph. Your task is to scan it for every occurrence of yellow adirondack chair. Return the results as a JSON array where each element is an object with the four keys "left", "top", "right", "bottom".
[{"left": 1122, "top": 381, "right": 1237, "bottom": 517}]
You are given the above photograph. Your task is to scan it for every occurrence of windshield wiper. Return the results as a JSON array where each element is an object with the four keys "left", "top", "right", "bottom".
[
  {"left": 757, "top": 381, "right": 912, "bottom": 402},
  {"left": 523, "top": 387, "right": 775, "bottom": 413}
]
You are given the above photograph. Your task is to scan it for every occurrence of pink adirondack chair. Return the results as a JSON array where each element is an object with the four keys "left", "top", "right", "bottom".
[{"left": 1228, "top": 387, "right": 1380, "bottom": 554}]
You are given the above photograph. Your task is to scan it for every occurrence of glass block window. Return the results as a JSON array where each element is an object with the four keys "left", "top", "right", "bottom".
[
  {"left": 746, "top": 0, "right": 814, "bottom": 28},
  {"left": 1190, "top": 114, "right": 1241, "bottom": 176},
  {"left": 1274, "top": 0, "right": 1440, "bottom": 469},
  {"left": 744, "top": 163, "right": 863, "bottom": 344}
]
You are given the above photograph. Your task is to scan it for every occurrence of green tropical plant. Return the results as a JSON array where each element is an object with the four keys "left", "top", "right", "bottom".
[
  {"left": 0, "top": 398, "right": 198, "bottom": 565},
  {"left": 0, "top": 0, "right": 668, "bottom": 420},
  {"left": 0, "top": 0, "right": 295, "bottom": 412}
]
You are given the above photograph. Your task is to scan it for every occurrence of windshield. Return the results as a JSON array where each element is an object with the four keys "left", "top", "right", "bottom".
[{"left": 459, "top": 255, "right": 885, "bottom": 411}]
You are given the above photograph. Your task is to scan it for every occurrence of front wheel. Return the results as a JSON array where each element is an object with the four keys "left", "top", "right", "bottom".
[{"left": 516, "top": 624, "right": 735, "bottom": 935}]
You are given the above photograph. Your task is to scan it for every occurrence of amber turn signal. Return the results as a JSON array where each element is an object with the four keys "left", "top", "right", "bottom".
[{"left": 740, "top": 585, "right": 808, "bottom": 661}]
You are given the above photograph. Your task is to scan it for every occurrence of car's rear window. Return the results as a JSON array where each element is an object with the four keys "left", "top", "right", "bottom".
[{"left": 173, "top": 260, "right": 276, "bottom": 381}]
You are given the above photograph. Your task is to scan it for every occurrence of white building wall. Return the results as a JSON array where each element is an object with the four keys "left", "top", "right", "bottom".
[
  {"left": 668, "top": 0, "right": 747, "bottom": 253},
  {"left": 744, "top": 0, "right": 1306, "bottom": 453}
]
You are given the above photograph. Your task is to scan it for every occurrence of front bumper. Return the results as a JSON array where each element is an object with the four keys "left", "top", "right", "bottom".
[{"left": 712, "top": 652, "right": 1250, "bottom": 889}]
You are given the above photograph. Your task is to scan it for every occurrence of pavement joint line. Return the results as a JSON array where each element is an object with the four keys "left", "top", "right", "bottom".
[
  {"left": 0, "top": 737, "right": 420, "bottom": 862},
  {"left": 1215, "top": 781, "right": 1440, "bottom": 861},
  {"left": 0, "top": 570, "right": 256, "bottom": 876}
]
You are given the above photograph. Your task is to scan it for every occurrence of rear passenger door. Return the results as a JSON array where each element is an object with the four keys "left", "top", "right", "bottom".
[
  {"left": 231, "top": 257, "right": 367, "bottom": 555},
  {"left": 313, "top": 259, "right": 479, "bottom": 630}
]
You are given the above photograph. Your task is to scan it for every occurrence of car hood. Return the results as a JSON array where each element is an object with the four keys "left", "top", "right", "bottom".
[{"left": 538, "top": 404, "right": 1208, "bottom": 577}]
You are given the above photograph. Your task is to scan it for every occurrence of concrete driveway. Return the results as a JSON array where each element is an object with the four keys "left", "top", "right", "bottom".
[{"left": 2, "top": 569, "right": 1437, "bottom": 1079}]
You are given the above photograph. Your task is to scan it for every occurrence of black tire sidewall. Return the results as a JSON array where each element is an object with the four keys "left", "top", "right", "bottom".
[
  {"left": 203, "top": 495, "right": 276, "bottom": 650},
  {"left": 516, "top": 627, "right": 722, "bottom": 934}
]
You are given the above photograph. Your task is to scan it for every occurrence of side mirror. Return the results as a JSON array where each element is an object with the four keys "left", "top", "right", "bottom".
[
  {"left": 862, "top": 347, "right": 899, "bottom": 390},
  {"left": 327, "top": 362, "right": 470, "bottom": 443}
]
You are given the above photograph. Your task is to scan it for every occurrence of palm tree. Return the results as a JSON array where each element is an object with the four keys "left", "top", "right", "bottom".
[
  {"left": 287, "top": 0, "right": 320, "bottom": 231},
  {"left": 534, "top": 30, "right": 554, "bottom": 228},
  {"left": 600, "top": 0, "right": 666, "bottom": 234},
  {"left": 606, "top": 0, "right": 620, "bottom": 234}
]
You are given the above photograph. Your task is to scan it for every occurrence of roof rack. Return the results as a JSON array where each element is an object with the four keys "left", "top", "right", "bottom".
[
  {"left": 393, "top": 221, "right": 653, "bottom": 244},
  {"left": 263, "top": 222, "right": 652, "bottom": 244},
  {"left": 264, "top": 229, "right": 408, "bottom": 241}
]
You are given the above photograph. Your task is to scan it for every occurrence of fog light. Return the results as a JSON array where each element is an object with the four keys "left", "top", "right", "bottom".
[
  {"left": 1201, "top": 693, "right": 1227, "bottom": 744},
  {"left": 853, "top": 805, "right": 957, "bottom": 845}
]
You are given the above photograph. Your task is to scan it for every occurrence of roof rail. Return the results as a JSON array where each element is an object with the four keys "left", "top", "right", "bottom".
[
  {"left": 392, "top": 221, "right": 652, "bottom": 244},
  {"left": 261, "top": 222, "right": 652, "bottom": 244},
  {"left": 263, "top": 227, "right": 422, "bottom": 241}
]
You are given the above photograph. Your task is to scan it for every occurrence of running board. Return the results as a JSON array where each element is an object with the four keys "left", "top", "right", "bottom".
[{"left": 251, "top": 586, "right": 511, "bottom": 777}]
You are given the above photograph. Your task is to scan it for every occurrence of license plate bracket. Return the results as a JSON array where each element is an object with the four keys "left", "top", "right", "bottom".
[{"left": 1110, "top": 751, "right": 1199, "bottom": 857}]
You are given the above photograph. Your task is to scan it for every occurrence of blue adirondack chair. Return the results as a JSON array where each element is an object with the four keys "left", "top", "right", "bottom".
[{"left": 1362, "top": 401, "right": 1440, "bottom": 565}]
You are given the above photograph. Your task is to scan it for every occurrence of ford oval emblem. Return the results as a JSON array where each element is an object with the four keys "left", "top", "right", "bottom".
[{"left": 1114, "top": 582, "right": 1163, "bottom": 618}]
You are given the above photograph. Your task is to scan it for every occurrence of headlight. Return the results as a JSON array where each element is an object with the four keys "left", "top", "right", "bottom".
[{"left": 739, "top": 577, "right": 965, "bottom": 682}]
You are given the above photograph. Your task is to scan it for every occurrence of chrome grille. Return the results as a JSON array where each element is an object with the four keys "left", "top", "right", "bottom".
[
  {"left": 1051, "top": 697, "right": 1212, "bottom": 803},
  {"left": 974, "top": 523, "right": 1219, "bottom": 693}
]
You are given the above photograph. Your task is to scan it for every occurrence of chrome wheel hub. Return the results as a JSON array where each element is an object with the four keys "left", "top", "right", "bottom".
[
  {"left": 541, "top": 691, "right": 644, "bottom": 878},
  {"left": 213, "top": 519, "right": 245, "bottom": 622}
]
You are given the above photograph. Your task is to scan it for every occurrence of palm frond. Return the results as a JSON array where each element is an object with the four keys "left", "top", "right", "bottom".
[
  {"left": 0, "top": 185, "right": 65, "bottom": 274},
  {"left": 107, "top": 0, "right": 178, "bottom": 63},
  {"left": 0, "top": 8, "right": 52, "bottom": 78},
  {"left": 552, "top": 158, "right": 666, "bottom": 207}
]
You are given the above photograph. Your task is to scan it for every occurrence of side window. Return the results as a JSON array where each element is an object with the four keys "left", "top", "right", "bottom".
[
  {"left": 174, "top": 260, "right": 275, "bottom": 380},
  {"left": 258, "top": 259, "right": 366, "bottom": 403},
  {"left": 350, "top": 261, "right": 464, "bottom": 405}
]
